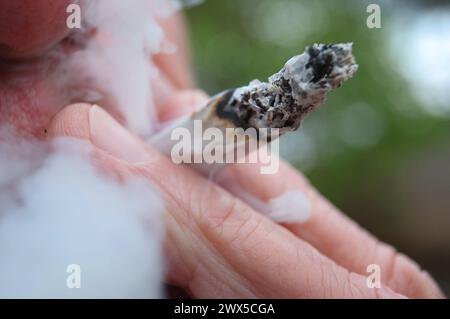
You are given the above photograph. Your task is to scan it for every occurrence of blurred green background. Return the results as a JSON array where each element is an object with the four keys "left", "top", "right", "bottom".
[{"left": 184, "top": 0, "right": 450, "bottom": 294}]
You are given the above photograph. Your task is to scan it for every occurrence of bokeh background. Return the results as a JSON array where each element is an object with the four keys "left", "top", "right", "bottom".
[{"left": 184, "top": 0, "right": 450, "bottom": 294}]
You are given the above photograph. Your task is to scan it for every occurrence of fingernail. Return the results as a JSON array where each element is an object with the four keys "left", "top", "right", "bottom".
[
  {"left": 265, "top": 190, "right": 312, "bottom": 223},
  {"left": 89, "top": 105, "right": 152, "bottom": 163},
  {"left": 215, "top": 170, "right": 311, "bottom": 223}
]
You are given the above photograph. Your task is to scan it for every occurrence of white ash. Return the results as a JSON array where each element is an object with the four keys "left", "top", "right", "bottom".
[{"left": 227, "top": 43, "right": 358, "bottom": 134}]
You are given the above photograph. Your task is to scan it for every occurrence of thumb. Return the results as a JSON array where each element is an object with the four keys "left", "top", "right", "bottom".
[{"left": 47, "top": 103, "right": 153, "bottom": 163}]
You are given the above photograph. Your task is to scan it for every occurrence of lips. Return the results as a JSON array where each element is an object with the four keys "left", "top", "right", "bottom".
[
  {"left": 0, "top": 27, "right": 140, "bottom": 139},
  {"left": 0, "top": 0, "right": 74, "bottom": 60}
]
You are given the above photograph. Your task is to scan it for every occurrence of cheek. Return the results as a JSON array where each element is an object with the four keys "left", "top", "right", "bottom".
[
  {"left": 0, "top": 0, "right": 74, "bottom": 59},
  {"left": 0, "top": 66, "right": 66, "bottom": 138}
]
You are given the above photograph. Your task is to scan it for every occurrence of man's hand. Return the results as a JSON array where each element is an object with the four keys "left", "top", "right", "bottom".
[
  {"left": 1, "top": 0, "right": 444, "bottom": 298},
  {"left": 47, "top": 101, "right": 444, "bottom": 298}
]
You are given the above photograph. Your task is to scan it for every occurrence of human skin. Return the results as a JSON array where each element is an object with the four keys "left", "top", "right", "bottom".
[
  {"left": 0, "top": 2, "right": 444, "bottom": 298},
  {"left": 0, "top": 0, "right": 75, "bottom": 59}
]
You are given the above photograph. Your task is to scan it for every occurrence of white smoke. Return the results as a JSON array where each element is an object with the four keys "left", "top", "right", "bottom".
[
  {"left": 54, "top": 0, "right": 181, "bottom": 137},
  {"left": 0, "top": 130, "right": 164, "bottom": 298},
  {"left": 0, "top": 0, "right": 196, "bottom": 298}
]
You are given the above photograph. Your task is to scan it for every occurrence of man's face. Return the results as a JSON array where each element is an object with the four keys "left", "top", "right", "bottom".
[
  {"left": 0, "top": 0, "right": 73, "bottom": 59},
  {"left": 0, "top": 0, "right": 193, "bottom": 138}
]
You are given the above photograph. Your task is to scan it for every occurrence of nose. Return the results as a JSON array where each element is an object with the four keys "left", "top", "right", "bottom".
[{"left": 0, "top": 0, "right": 74, "bottom": 60}]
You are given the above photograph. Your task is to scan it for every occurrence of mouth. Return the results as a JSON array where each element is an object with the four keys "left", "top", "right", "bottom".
[{"left": 0, "top": 0, "right": 75, "bottom": 61}]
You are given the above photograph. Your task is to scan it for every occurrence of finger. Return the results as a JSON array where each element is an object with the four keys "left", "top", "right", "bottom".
[
  {"left": 215, "top": 161, "right": 444, "bottom": 298},
  {"left": 47, "top": 104, "right": 405, "bottom": 298},
  {"left": 152, "top": 12, "right": 197, "bottom": 115},
  {"left": 153, "top": 12, "right": 195, "bottom": 90},
  {"left": 68, "top": 92, "right": 440, "bottom": 298},
  {"left": 157, "top": 89, "right": 208, "bottom": 123},
  {"left": 152, "top": 86, "right": 442, "bottom": 298},
  {"left": 0, "top": 0, "right": 73, "bottom": 59}
]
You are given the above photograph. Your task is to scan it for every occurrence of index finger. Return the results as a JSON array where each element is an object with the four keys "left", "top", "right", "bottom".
[{"left": 215, "top": 161, "right": 444, "bottom": 298}]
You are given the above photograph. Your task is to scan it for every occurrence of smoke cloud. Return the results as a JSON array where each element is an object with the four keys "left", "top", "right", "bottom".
[
  {"left": 0, "top": 0, "right": 191, "bottom": 298},
  {"left": 0, "top": 130, "right": 164, "bottom": 298},
  {"left": 54, "top": 0, "right": 180, "bottom": 137}
]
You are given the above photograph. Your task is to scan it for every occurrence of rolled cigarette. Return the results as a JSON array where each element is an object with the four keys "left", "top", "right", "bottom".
[{"left": 149, "top": 43, "right": 358, "bottom": 175}]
